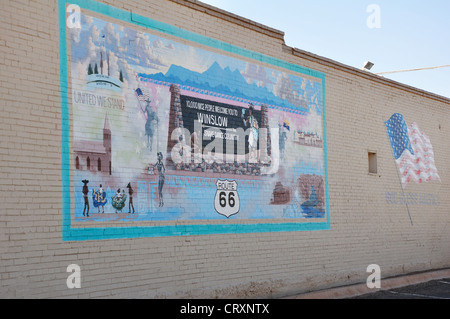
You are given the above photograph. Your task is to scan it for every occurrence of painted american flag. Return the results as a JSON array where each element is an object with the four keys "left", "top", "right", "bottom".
[
  {"left": 385, "top": 113, "right": 441, "bottom": 189},
  {"left": 135, "top": 87, "right": 150, "bottom": 120},
  {"left": 135, "top": 87, "right": 149, "bottom": 102}
]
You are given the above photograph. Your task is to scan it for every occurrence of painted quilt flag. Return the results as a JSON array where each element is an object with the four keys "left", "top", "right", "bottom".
[{"left": 385, "top": 113, "right": 441, "bottom": 189}]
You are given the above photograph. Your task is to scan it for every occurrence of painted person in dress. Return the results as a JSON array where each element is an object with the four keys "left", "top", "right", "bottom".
[
  {"left": 93, "top": 184, "right": 107, "bottom": 213},
  {"left": 155, "top": 152, "right": 165, "bottom": 207},
  {"left": 127, "top": 182, "right": 135, "bottom": 214},
  {"left": 112, "top": 188, "right": 127, "bottom": 213}
]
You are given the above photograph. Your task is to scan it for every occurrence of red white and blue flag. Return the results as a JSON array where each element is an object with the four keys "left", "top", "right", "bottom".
[
  {"left": 135, "top": 87, "right": 151, "bottom": 120},
  {"left": 385, "top": 113, "right": 440, "bottom": 189},
  {"left": 135, "top": 87, "right": 149, "bottom": 102}
]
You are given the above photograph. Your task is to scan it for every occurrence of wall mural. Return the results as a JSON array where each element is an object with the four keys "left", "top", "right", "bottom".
[{"left": 67, "top": 9, "right": 328, "bottom": 233}]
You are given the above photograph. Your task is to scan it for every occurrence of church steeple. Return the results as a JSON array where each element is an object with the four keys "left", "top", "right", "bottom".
[
  {"left": 104, "top": 114, "right": 111, "bottom": 130},
  {"left": 103, "top": 114, "right": 111, "bottom": 153}
]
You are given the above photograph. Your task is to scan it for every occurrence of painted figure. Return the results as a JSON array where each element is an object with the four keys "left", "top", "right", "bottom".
[
  {"left": 242, "top": 104, "right": 259, "bottom": 161},
  {"left": 144, "top": 98, "right": 159, "bottom": 151},
  {"left": 127, "top": 182, "right": 135, "bottom": 214},
  {"left": 82, "top": 179, "right": 90, "bottom": 217},
  {"left": 155, "top": 152, "right": 165, "bottom": 207},
  {"left": 112, "top": 188, "right": 127, "bottom": 213},
  {"left": 92, "top": 184, "right": 107, "bottom": 213}
]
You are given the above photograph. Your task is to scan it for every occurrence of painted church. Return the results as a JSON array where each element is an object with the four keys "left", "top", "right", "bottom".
[{"left": 74, "top": 115, "right": 112, "bottom": 175}]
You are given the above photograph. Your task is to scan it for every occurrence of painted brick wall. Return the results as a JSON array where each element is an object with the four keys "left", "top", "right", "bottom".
[{"left": 0, "top": 0, "right": 449, "bottom": 299}]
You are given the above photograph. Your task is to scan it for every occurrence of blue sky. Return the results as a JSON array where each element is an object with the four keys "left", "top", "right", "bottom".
[{"left": 200, "top": 0, "right": 450, "bottom": 98}]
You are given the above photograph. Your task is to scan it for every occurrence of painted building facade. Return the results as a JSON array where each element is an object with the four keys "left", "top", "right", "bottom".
[{"left": 0, "top": 0, "right": 449, "bottom": 298}]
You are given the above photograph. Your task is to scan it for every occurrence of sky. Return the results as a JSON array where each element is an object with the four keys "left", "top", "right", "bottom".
[{"left": 200, "top": 0, "right": 450, "bottom": 99}]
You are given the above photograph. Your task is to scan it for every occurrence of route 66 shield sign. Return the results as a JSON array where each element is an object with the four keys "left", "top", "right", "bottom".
[{"left": 214, "top": 180, "right": 240, "bottom": 218}]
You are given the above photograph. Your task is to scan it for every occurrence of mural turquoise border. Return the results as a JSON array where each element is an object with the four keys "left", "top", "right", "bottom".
[{"left": 59, "top": 0, "right": 330, "bottom": 241}]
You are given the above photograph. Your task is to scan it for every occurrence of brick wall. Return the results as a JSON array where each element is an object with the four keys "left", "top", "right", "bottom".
[{"left": 0, "top": 0, "right": 449, "bottom": 298}]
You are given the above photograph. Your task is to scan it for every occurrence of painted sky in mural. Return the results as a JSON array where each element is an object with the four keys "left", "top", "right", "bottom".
[{"left": 70, "top": 13, "right": 327, "bottom": 223}]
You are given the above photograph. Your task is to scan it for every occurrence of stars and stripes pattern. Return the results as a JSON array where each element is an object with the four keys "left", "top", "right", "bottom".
[
  {"left": 135, "top": 87, "right": 151, "bottom": 121},
  {"left": 385, "top": 113, "right": 440, "bottom": 189},
  {"left": 135, "top": 87, "right": 149, "bottom": 102}
]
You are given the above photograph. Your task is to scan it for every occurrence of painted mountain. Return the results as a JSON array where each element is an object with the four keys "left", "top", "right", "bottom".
[{"left": 138, "top": 62, "right": 320, "bottom": 113}]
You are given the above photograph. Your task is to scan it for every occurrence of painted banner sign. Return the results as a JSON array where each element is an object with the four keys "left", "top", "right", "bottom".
[{"left": 180, "top": 95, "right": 262, "bottom": 155}]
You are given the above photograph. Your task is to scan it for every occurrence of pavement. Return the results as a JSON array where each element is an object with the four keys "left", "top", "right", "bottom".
[
  {"left": 286, "top": 268, "right": 450, "bottom": 299},
  {"left": 351, "top": 277, "right": 450, "bottom": 299}
]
